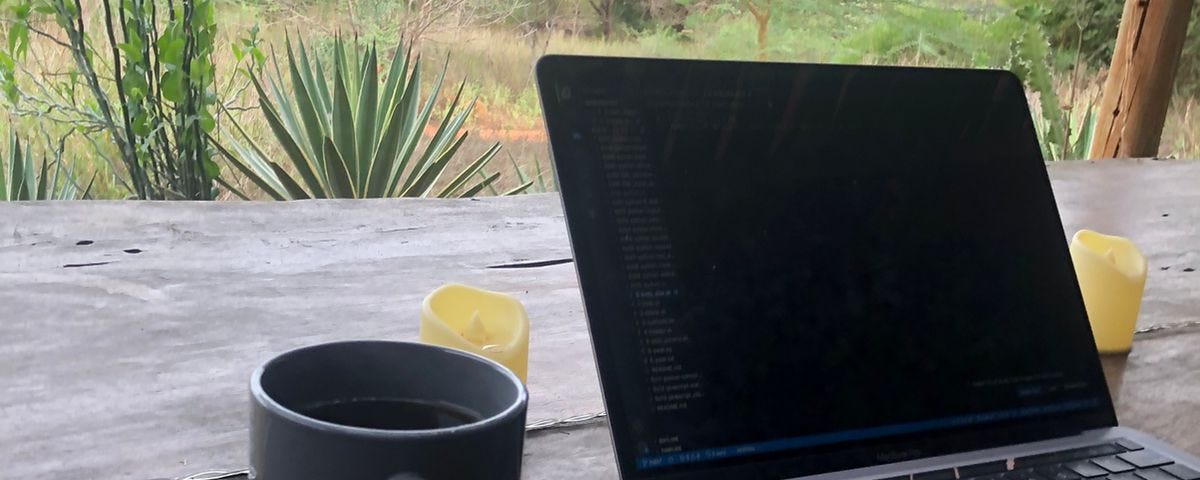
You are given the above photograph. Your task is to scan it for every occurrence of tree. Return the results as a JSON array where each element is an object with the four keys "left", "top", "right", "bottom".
[
  {"left": 742, "top": 0, "right": 771, "bottom": 60},
  {"left": 590, "top": 0, "right": 615, "bottom": 41},
  {"left": 588, "top": 0, "right": 661, "bottom": 41},
  {"left": 400, "top": 0, "right": 468, "bottom": 47}
]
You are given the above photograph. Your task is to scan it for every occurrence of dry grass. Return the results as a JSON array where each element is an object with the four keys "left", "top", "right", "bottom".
[{"left": 1162, "top": 97, "right": 1199, "bottom": 159}]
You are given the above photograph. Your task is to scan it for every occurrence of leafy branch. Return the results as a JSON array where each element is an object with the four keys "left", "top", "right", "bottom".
[{"left": 1, "top": 0, "right": 221, "bottom": 199}]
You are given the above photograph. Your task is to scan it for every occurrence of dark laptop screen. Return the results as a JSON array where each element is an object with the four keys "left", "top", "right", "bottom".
[{"left": 537, "top": 56, "right": 1115, "bottom": 479}]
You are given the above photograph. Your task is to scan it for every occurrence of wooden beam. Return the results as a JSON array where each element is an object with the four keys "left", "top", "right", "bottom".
[{"left": 1090, "top": 0, "right": 1195, "bottom": 159}]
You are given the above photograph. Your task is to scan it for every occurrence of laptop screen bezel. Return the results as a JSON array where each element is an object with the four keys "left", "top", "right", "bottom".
[{"left": 536, "top": 54, "right": 1118, "bottom": 479}]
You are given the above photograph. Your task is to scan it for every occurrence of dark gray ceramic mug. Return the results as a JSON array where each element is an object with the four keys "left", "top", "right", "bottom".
[{"left": 249, "top": 340, "right": 527, "bottom": 480}]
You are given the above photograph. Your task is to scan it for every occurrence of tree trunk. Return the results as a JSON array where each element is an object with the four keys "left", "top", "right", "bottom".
[
  {"left": 1090, "top": 0, "right": 1195, "bottom": 159},
  {"left": 347, "top": 0, "right": 359, "bottom": 36},
  {"left": 744, "top": 0, "right": 771, "bottom": 60},
  {"left": 591, "top": 0, "right": 615, "bottom": 41},
  {"left": 754, "top": 12, "right": 769, "bottom": 60},
  {"left": 605, "top": 1, "right": 615, "bottom": 41}
]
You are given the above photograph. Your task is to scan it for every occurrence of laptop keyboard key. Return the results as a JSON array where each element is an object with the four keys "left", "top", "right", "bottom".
[
  {"left": 1135, "top": 468, "right": 1183, "bottom": 480},
  {"left": 1161, "top": 464, "right": 1200, "bottom": 480},
  {"left": 1067, "top": 461, "right": 1113, "bottom": 477},
  {"left": 936, "top": 444, "right": 1187, "bottom": 480},
  {"left": 1094, "top": 456, "right": 1137, "bottom": 473},
  {"left": 1118, "top": 451, "right": 1174, "bottom": 469}
]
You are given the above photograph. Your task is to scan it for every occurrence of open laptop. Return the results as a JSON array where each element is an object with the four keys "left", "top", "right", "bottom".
[{"left": 535, "top": 55, "right": 1200, "bottom": 480}]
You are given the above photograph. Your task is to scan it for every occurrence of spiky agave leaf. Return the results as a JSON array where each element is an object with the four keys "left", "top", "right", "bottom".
[{"left": 219, "top": 35, "right": 501, "bottom": 199}]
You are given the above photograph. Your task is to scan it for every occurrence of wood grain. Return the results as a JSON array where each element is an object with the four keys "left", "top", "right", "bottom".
[{"left": 1091, "top": 0, "right": 1196, "bottom": 158}]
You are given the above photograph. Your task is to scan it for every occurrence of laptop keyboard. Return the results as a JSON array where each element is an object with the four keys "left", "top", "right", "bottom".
[{"left": 881, "top": 439, "right": 1200, "bottom": 480}]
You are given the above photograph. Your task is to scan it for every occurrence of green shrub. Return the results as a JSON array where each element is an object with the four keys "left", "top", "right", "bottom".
[
  {"left": 1, "top": 0, "right": 221, "bottom": 199},
  {"left": 656, "top": 1, "right": 1075, "bottom": 158},
  {"left": 218, "top": 36, "right": 505, "bottom": 199},
  {"left": 1009, "top": 0, "right": 1200, "bottom": 97}
]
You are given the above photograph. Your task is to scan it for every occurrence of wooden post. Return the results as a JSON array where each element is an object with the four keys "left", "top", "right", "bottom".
[{"left": 1090, "top": 0, "right": 1195, "bottom": 159}]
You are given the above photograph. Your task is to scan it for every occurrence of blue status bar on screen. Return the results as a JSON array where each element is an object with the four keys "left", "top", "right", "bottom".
[{"left": 635, "top": 398, "right": 1101, "bottom": 470}]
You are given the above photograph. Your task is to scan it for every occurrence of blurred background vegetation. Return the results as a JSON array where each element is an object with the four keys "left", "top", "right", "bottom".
[{"left": 1, "top": 0, "right": 1198, "bottom": 199}]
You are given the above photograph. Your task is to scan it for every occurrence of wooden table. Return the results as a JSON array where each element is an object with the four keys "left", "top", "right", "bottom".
[{"left": 1, "top": 159, "right": 1198, "bottom": 479}]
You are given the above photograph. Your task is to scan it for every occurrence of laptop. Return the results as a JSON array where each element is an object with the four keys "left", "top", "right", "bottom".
[{"left": 535, "top": 55, "right": 1200, "bottom": 480}]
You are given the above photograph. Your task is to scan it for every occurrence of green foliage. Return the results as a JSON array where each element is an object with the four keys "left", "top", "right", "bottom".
[
  {"left": 0, "top": 49, "right": 15, "bottom": 106},
  {"left": 841, "top": 2, "right": 1086, "bottom": 158},
  {"left": 659, "top": 1, "right": 1077, "bottom": 158},
  {"left": 515, "top": 156, "right": 552, "bottom": 194},
  {"left": 1005, "top": 0, "right": 1122, "bottom": 67},
  {"left": 219, "top": 36, "right": 503, "bottom": 199},
  {"left": 2, "top": 0, "right": 222, "bottom": 199},
  {"left": 659, "top": 0, "right": 867, "bottom": 61},
  {"left": 0, "top": 0, "right": 31, "bottom": 105},
  {"left": 230, "top": 23, "right": 266, "bottom": 72},
  {"left": 479, "top": 153, "right": 544, "bottom": 196},
  {"left": 996, "top": 4, "right": 1069, "bottom": 158},
  {"left": 1009, "top": 0, "right": 1200, "bottom": 97},
  {"left": 2, "top": 130, "right": 93, "bottom": 200},
  {"left": 839, "top": 3, "right": 996, "bottom": 65},
  {"left": 1035, "top": 101, "right": 1096, "bottom": 161}
]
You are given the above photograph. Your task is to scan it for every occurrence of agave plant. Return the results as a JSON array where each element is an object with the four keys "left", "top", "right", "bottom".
[
  {"left": 1034, "top": 101, "right": 1097, "bottom": 161},
  {"left": 2, "top": 131, "right": 92, "bottom": 201},
  {"left": 483, "top": 154, "right": 555, "bottom": 195},
  {"left": 219, "top": 36, "right": 519, "bottom": 199}
]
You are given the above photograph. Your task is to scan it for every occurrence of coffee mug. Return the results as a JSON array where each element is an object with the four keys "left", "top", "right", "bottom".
[{"left": 249, "top": 340, "right": 528, "bottom": 480}]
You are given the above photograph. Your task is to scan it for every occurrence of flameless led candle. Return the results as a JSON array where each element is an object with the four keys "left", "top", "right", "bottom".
[
  {"left": 1069, "top": 230, "right": 1147, "bottom": 354},
  {"left": 420, "top": 284, "right": 529, "bottom": 382}
]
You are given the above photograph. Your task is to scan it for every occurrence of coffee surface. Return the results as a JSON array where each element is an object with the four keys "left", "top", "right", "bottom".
[{"left": 300, "top": 398, "right": 482, "bottom": 430}]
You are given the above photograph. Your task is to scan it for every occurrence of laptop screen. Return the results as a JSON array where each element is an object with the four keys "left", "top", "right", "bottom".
[{"left": 537, "top": 56, "right": 1116, "bottom": 479}]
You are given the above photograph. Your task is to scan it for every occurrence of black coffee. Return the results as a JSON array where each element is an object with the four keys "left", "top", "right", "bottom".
[{"left": 300, "top": 398, "right": 483, "bottom": 430}]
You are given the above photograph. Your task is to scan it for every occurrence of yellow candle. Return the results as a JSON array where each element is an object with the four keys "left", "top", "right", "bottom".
[
  {"left": 419, "top": 283, "right": 529, "bottom": 382},
  {"left": 1069, "top": 230, "right": 1147, "bottom": 354}
]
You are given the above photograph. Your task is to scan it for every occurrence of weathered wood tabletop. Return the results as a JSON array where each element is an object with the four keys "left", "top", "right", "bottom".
[{"left": 2, "top": 159, "right": 1198, "bottom": 480}]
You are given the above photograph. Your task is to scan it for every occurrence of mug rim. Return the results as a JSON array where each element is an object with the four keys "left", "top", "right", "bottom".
[{"left": 250, "top": 340, "right": 528, "bottom": 438}]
